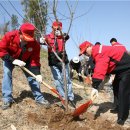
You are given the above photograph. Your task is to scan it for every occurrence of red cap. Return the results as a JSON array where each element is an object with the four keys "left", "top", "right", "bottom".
[
  {"left": 20, "top": 23, "right": 35, "bottom": 42},
  {"left": 52, "top": 21, "right": 62, "bottom": 28},
  {"left": 79, "top": 41, "right": 92, "bottom": 56}
]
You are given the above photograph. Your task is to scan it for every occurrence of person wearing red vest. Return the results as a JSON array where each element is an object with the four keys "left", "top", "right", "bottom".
[
  {"left": 0, "top": 23, "right": 50, "bottom": 110},
  {"left": 79, "top": 41, "right": 130, "bottom": 125},
  {"left": 109, "top": 38, "right": 127, "bottom": 114},
  {"left": 40, "top": 21, "right": 75, "bottom": 108}
]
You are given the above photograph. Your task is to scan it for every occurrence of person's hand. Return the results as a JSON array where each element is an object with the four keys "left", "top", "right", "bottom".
[
  {"left": 36, "top": 75, "right": 43, "bottom": 83},
  {"left": 91, "top": 88, "right": 98, "bottom": 99},
  {"left": 40, "top": 37, "right": 45, "bottom": 44},
  {"left": 78, "top": 73, "right": 82, "bottom": 76},
  {"left": 12, "top": 59, "right": 26, "bottom": 67},
  {"left": 71, "top": 69, "right": 74, "bottom": 73},
  {"left": 63, "top": 33, "right": 69, "bottom": 40},
  {"left": 55, "top": 30, "right": 61, "bottom": 36}
]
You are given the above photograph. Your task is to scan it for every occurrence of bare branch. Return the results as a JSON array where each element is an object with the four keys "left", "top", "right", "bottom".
[
  {"left": 37, "top": 0, "right": 45, "bottom": 29},
  {"left": 65, "top": 0, "right": 79, "bottom": 34}
]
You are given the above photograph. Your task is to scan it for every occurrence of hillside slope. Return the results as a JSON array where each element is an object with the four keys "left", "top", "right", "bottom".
[{"left": 0, "top": 48, "right": 130, "bottom": 130}]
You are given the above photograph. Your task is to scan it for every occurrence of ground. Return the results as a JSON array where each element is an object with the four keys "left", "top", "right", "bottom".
[{"left": 0, "top": 49, "right": 130, "bottom": 130}]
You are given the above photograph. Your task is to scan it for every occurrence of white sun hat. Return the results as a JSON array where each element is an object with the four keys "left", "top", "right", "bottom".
[{"left": 72, "top": 57, "right": 80, "bottom": 63}]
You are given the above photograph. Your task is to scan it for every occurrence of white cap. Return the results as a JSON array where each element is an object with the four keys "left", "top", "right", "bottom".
[{"left": 72, "top": 57, "right": 80, "bottom": 63}]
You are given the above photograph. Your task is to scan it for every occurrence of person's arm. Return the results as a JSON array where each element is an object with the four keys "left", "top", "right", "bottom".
[
  {"left": 39, "top": 35, "right": 49, "bottom": 45},
  {"left": 91, "top": 55, "right": 110, "bottom": 98}
]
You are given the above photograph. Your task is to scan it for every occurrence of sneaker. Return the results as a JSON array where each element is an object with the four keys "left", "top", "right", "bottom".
[
  {"left": 117, "top": 118, "right": 126, "bottom": 125},
  {"left": 68, "top": 100, "right": 76, "bottom": 108},
  {"left": 36, "top": 99, "right": 51, "bottom": 109},
  {"left": 1, "top": 102, "right": 11, "bottom": 110}
]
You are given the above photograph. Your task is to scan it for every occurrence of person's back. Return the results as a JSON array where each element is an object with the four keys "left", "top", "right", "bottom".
[
  {"left": 110, "top": 38, "right": 127, "bottom": 52},
  {"left": 92, "top": 45, "right": 128, "bottom": 79},
  {"left": 69, "top": 57, "right": 83, "bottom": 82},
  {"left": 70, "top": 57, "right": 81, "bottom": 70}
]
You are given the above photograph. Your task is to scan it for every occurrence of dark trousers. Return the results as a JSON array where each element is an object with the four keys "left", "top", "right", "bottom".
[{"left": 113, "top": 72, "right": 130, "bottom": 120}]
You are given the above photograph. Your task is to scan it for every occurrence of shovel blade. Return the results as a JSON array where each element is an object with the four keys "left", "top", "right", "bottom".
[{"left": 72, "top": 99, "right": 93, "bottom": 117}]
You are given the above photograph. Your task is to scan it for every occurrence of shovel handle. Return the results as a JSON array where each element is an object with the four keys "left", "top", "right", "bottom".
[{"left": 21, "top": 67, "right": 65, "bottom": 106}]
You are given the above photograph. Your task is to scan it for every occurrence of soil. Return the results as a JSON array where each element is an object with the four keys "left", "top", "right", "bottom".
[{"left": 0, "top": 49, "right": 130, "bottom": 130}]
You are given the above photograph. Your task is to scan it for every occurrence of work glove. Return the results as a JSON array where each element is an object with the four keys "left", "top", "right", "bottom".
[
  {"left": 55, "top": 30, "right": 61, "bottom": 36},
  {"left": 71, "top": 69, "right": 74, "bottom": 73},
  {"left": 40, "top": 37, "right": 45, "bottom": 44},
  {"left": 91, "top": 88, "right": 98, "bottom": 99},
  {"left": 12, "top": 59, "right": 26, "bottom": 67},
  {"left": 78, "top": 73, "right": 82, "bottom": 77},
  {"left": 36, "top": 75, "right": 43, "bottom": 83}
]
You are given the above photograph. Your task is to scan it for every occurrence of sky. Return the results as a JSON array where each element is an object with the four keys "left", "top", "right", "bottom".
[{"left": 0, "top": 0, "right": 130, "bottom": 60}]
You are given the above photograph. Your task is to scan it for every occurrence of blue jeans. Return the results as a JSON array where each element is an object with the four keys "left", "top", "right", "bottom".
[
  {"left": 50, "top": 63, "right": 74, "bottom": 101},
  {"left": 2, "top": 61, "right": 45, "bottom": 103}
]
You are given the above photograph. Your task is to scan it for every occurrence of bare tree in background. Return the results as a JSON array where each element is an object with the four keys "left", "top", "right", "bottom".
[
  {"left": 21, "top": 0, "right": 48, "bottom": 35},
  {"left": 11, "top": 14, "right": 19, "bottom": 30},
  {"left": 3, "top": 21, "right": 10, "bottom": 34}
]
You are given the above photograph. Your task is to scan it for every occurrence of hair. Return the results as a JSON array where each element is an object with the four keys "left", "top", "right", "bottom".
[
  {"left": 95, "top": 42, "right": 101, "bottom": 45},
  {"left": 110, "top": 38, "right": 117, "bottom": 43},
  {"left": 19, "top": 29, "right": 22, "bottom": 35}
]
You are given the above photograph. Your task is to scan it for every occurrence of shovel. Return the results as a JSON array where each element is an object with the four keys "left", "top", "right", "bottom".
[
  {"left": 72, "top": 94, "right": 97, "bottom": 117},
  {"left": 21, "top": 67, "right": 65, "bottom": 107}
]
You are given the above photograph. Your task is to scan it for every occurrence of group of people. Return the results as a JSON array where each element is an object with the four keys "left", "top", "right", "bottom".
[
  {"left": 79, "top": 38, "right": 130, "bottom": 125},
  {"left": 69, "top": 42, "right": 101, "bottom": 83},
  {"left": 0, "top": 20, "right": 130, "bottom": 125},
  {"left": 0, "top": 21, "right": 76, "bottom": 111}
]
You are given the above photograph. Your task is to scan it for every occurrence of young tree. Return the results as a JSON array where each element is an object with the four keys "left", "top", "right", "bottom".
[
  {"left": 3, "top": 21, "right": 10, "bottom": 34},
  {"left": 11, "top": 14, "right": 19, "bottom": 30},
  {"left": 21, "top": 0, "right": 48, "bottom": 34}
]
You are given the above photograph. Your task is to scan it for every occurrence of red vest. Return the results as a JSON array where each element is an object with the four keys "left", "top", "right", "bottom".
[{"left": 45, "top": 32, "right": 65, "bottom": 52}]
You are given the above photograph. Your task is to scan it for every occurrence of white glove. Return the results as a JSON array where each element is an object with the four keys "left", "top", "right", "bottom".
[
  {"left": 91, "top": 88, "right": 98, "bottom": 99},
  {"left": 40, "top": 37, "right": 45, "bottom": 44},
  {"left": 55, "top": 30, "right": 61, "bottom": 36},
  {"left": 36, "top": 75, "right": 43, "bottom": 83},
  {"left": 12, "top": 59, "right": 26, "bottom": 67},
  {"left": 71, "top": 69, "right": 74, "bottom": 73},
  {"left": 78, "top": 73, "right": 82, "bottom": 76}
]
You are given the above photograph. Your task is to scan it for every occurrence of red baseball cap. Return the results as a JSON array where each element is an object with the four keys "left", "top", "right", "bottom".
[
  {"left": 79, "top": 41, "right": 93, "bottom": 56},
  {"left": 20, "top": 23, "right": 35, "bottom": 42},
  {"left": 52, "top": 21, "right": 62, "bottom": 28}
]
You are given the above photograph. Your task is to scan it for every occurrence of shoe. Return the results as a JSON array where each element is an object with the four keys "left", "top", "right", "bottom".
[
  {"left": 1, "top": 102, "right": 11, "bottom": 110},
  {"left": 117, "top": 118, "right": 125, "bottom": 125},
  {"left": 36, "top": 99, "right": 51, "bottom": 109},
  {"left": 68, "top": 100, "right": 76, "bottom": 108},
  {"left": 110, "top": 106, "right": 118, "bottom": 113}
]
